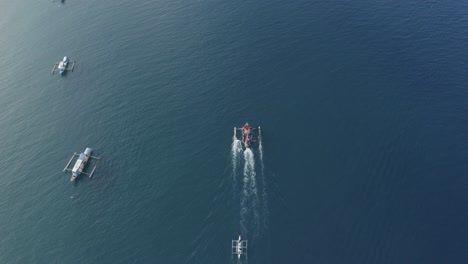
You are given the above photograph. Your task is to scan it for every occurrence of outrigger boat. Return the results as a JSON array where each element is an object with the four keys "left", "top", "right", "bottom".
[
  {"left": 232, "top": 235, "right": 247, "bottom": 259},
  {"left": 63, "top": 148, "right": 101, "bottom": 181},
  {"left": 52, "top": 56, "right": 75, "bottom": 75},
  {"left": 234, "top": 123, "right": 261, "bottom": 149}
]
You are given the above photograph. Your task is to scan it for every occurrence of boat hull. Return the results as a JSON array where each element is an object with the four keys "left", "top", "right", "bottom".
[{"left": 70, "top": 148, "right": 93, "bottom": 181}]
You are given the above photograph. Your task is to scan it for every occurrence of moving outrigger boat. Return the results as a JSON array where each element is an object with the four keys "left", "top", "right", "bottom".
[
  {"left": 63, "top": 148, "right": 101, "bottom": 181},
  {"left": 232, "top": 235, "right": 247, "bottom": 259},
  {"left": 234, "top": 123, "right": 261, "bottom": 149},
  {"left": 52, "top": 56, "right": 76, "bottom": 75}
]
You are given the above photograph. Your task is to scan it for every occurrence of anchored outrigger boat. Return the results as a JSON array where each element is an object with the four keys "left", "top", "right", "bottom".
[
  {"left": 232, "top": 235, "right": 247, "bottom": 259},
  {"left": 52, "top": 56, "right": 75, "bottom": 75},
  {"left": 63, "top": 148, "right": 101, "bottom": 181},
  {"left": 234, "top": 123, "right": 261, "bottom": 149}
]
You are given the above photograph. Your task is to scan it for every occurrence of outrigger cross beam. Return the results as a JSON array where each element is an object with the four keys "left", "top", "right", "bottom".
[{"left": 63, "top": 148, "right": 101, "bottom": 181}]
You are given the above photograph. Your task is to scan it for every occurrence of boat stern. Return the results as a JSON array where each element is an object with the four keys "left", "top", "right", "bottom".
[{"left": 70, "top": 173, "right": 77, "bottom": 181}]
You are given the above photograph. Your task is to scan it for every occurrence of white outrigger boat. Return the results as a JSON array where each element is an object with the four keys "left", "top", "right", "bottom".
[
  {"left": 63, "top": 148, "right": 101, "bottom": 181},
  {"left": 52, "top": 56, "right": 75, "bottom": 75},
  {"left": 231, "top": 235, "right": 247, "bottom": 259}
]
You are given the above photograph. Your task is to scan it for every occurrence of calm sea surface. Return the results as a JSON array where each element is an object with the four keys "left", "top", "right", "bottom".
[{"left": 0, "top": 0, "right": 467, "bottom": 263}]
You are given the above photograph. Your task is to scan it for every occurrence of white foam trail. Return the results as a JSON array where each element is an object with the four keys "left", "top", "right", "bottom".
[
  {"left": 231, "top": 139, "right": 243, "bottom": 186},
  {"left": 240, "top": 149, "right": 260, "bottom": 238},
  {"left": 259, "top": 142, "right": 264, "bottom": 163},
  {"left": 244, "top": 149, "right": 255, "bottom": 173},
  {"left": 240, "top": 172, "right": 249, "bottom": 235},
  {"left": 259, "top": 143, "right": 264, "bottom": 180},
  {"left": 245, "top": 149, "right": 259, "bottom": 230},
  {"left": 258, "top": 142, "right": 269, "bottom": 230}
]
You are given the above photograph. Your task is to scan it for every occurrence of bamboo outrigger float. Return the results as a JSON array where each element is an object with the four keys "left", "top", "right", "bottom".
[{"left": 63, "top": 148, "right": 101, "bottom": 181}]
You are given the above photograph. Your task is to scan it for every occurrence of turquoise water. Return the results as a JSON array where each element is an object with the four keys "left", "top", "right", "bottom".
[{"left": 0, "top": 0, "right": 467, "bottom": 263}]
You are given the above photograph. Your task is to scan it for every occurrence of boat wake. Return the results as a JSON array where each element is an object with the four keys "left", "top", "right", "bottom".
[
  {"left": 229, "top": 136, "right": 268, "bottom": 245},
  {"left": 231, "top": 138, "right": 243, "bottom": 188},
  {"left": 259, "top": 142, "right": 269, "bottom": 231},
  {"left": 240, "top": 148, "right": 261, "bottom": 238}
]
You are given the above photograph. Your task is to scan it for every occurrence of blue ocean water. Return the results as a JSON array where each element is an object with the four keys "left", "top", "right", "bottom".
[{"left": 0, "top": 0, "right": 467, "bottom": 263}]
